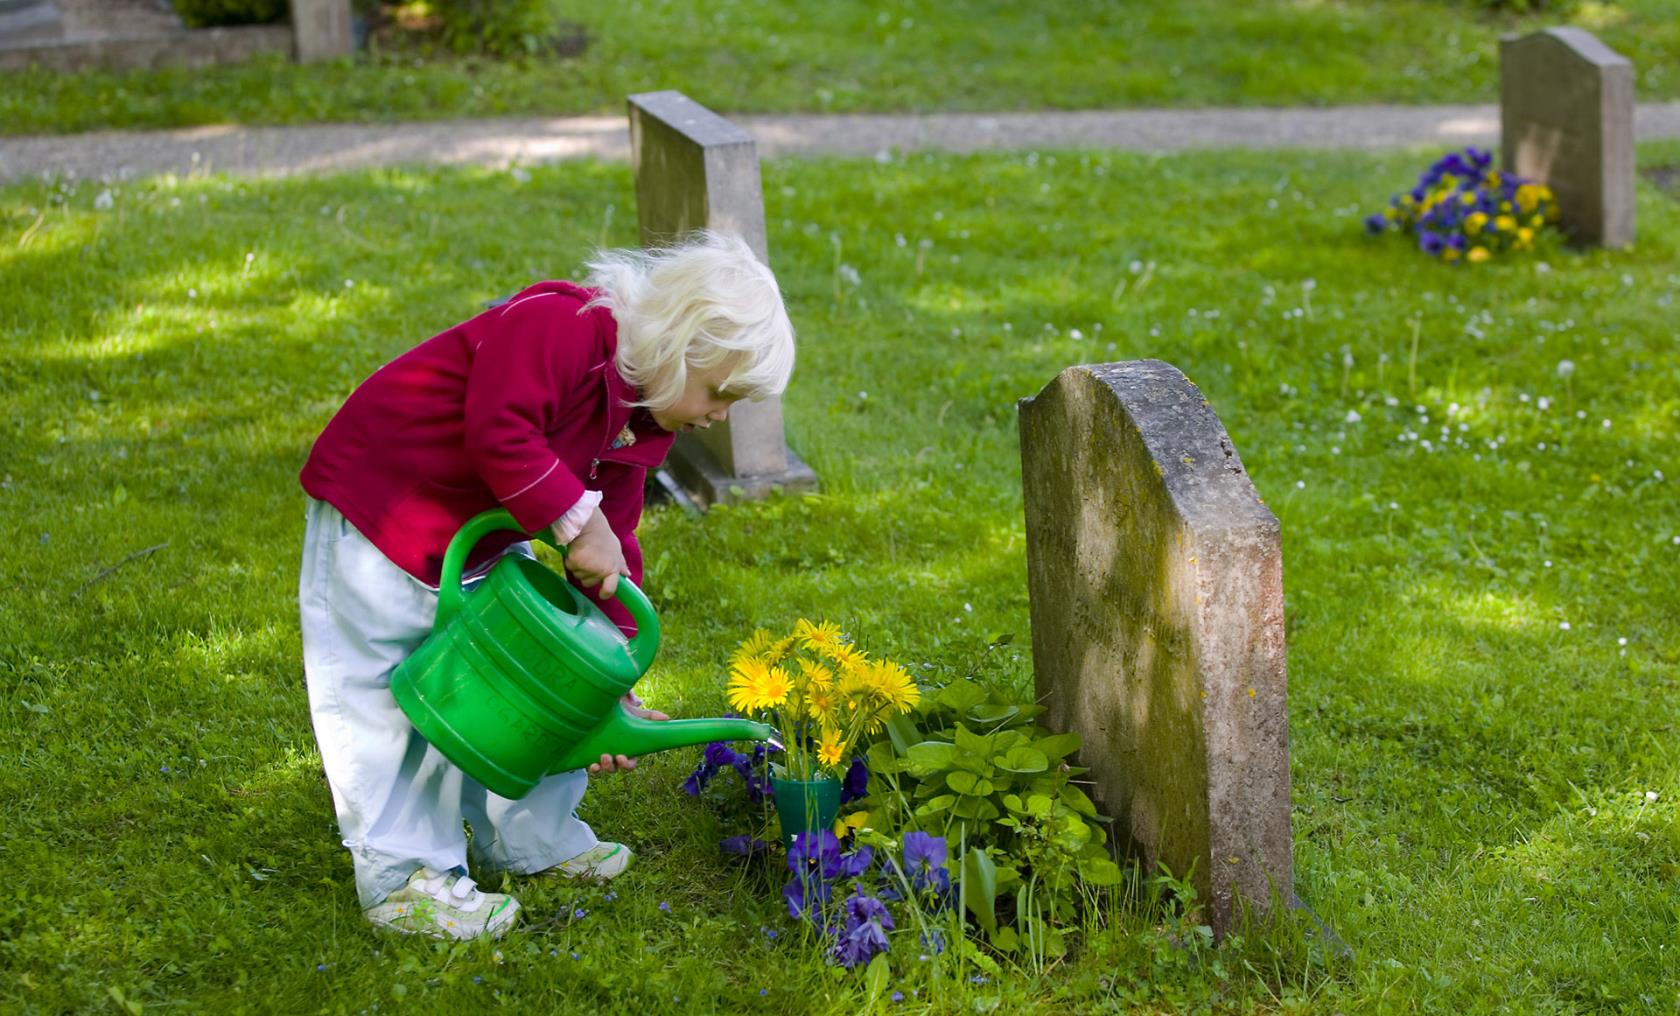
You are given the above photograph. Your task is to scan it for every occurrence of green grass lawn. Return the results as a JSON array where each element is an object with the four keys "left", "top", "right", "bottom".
[
  {"left": 2, "top": 142, "right": 1678, "bottom": 1013},
  {"left": 5, "top": 0, "right": 1680, "bottom": 134}
]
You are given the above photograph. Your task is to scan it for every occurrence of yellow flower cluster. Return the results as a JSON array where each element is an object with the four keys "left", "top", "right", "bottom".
[{"left": 725, "top": 619, "right": 920, "bottom": 777}]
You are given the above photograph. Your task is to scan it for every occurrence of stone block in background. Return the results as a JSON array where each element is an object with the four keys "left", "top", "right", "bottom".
[
  {"left": 291, "top": 0, "right": 352, "bottom": 62},
  {"left": 627, "top": 90, "right": 817, "bottom": 507},
  {"left": 1500, "top": 27, "right": 1635, "bottom": 248}
]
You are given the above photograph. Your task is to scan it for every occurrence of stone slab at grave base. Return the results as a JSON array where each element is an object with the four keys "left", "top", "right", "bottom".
[
  {"left": 661, "top": 431, "right": 818, "bottom": 508},
  {"left": 1019, "top": 359, "right": 1294, "bottom": 939}
]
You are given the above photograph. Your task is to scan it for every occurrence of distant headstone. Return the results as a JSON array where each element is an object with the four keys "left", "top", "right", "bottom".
[
  {"left": 1500, "top": 27, "right": 1635, "bottom": 248},
  {"left": 1019, "top": 360, "right": 1293, "bottom": 938},
  {"left": 291, "top": 0, "right": 352, "bottom": 62},
  {"left": 0, "top": 0, "right": 64, "bottom": 43},
  {"left": 626, "top": 90, "right": 818, "bottom": 507}
]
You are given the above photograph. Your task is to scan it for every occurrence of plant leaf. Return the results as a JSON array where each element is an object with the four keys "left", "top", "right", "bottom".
[
  {"left": 996, "top": 746, "right": 1049, "bottom": 774},
  {"left": 953, "top": 723, "right": 991, "bottom": 758},
  {"left": 936, "top": 680, "right": 986, "bottom": 712},
  {"left": 1059, "top": 784, "right": 1099, "bottom": 818},
  {"left": 961, "top": 846, "right": 998, "bottom": 933},
  {"left": 904, "top": 741, "right": 959, "bottom": 776},
  {"left": 1032, "top": 732, "right": 1082, "bottom": 761},
  {"left": 866, "top": 740, "right": 899, "bottom": 775},
  {"left": 946, "top": 770, "right": 995, "bottom": 797},
  {"left": 1078, "top": 856, "right": 1124, "bottom": 886},
  {"left": 864, "top": 953, "right": 890, "bottom": 1001},
  {"left": 884, "top": 712, "right": 921, "bottom": 755}
]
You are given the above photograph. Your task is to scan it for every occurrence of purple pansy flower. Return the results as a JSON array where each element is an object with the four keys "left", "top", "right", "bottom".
[
  {"left": 830, "top": 891, "right": 894, "bottom": 968},
  {"left": 720, "top": 834, "right": 771, "bottom": 858},
  {"left": 787, "top": 830, "right": 845, "bottom": 880},
  {"left": 841, "top": 756, "right": 869, "bottom": 803},
  {"left": 903, "top": 832, "right": 951, "bottom": 893}
]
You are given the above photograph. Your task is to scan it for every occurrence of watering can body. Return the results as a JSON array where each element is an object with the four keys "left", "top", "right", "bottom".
[{"left": 390, "top": 509, "right": 771, "bottom": 800}]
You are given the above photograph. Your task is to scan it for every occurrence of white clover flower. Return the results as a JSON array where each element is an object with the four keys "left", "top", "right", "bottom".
[
  {"left": 1345, "top": 410, "right": 1362, "bottom": 423},
  {"left": 1557, "top": 359, "right": 1575, "bottom": 378},
  {"left": 94, "top": 189, "right": 114, "bottom": 210},
  {"left": 1559, "top": 621, "right": 1571, "bottom": 631}
]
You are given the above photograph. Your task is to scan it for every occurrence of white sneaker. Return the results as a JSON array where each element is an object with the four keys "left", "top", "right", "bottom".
[
  {"left": 364, "top": 867, "right": 520, "bottom": 940},
  {"left": 548, "top": 842, "right": 633, "bottom": 882}
]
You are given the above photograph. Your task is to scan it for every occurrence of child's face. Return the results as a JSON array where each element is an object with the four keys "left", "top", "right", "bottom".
[{"left": 652, "top": 365, "right": 739, "bottom": 433}]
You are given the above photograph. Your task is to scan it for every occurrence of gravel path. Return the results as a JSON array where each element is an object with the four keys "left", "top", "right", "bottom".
[{"left": 5, "top": 102, "right": 1680, "bottom": 183}]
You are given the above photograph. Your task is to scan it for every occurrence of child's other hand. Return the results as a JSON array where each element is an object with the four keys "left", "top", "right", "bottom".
[
  {"left": 587, "top": 693, "right": 668, "bottom": 775},
  {"left": 565, "top": 508, "right": 628, "bottom": 599}
]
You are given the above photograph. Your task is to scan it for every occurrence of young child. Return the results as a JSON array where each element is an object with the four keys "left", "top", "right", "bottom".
[{"left": 297, "top": 231, "right": 795, "bottom": 940}]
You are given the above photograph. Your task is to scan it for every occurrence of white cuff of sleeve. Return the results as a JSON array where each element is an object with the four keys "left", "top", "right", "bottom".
[{"left": 552, "top": 490, "right": 603, "bottom": 544}]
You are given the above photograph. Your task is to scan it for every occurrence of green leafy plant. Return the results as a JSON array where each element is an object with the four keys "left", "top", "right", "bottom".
[
  {"left": 848, "top": 643, "right": 1125, "bottom": 966},
  {"left": 171, "top": 0, "right": 287, "bottom": 28},
  {"left": 424, "top": 0, "right": 562, "bottom": 57}
]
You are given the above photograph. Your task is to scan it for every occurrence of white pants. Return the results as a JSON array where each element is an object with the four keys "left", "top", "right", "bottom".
[{"left": 298, "top": 498, "right": 598, "bottom": 909}]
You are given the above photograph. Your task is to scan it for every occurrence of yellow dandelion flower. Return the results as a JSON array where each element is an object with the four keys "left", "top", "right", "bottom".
[
  {"left": 796, "top": 657, "right": 836, "bottom": 692},
  {"left": 1494, "top": 215, "right": 1517, "bottom": 233},
  {"left": 1467, "top": 246, "right": 1490, "bottom": 263},
  {"left": 816, "top": 728, "right": 844, "bottom": 768},
  {"left": 1465, "top": 211, "right": 1488, "bottom": 236},
  {"left": 794, "top": 618, "right": 847, "bottom": 656},
  {"left": 1515, "top": 183, "right": 1540, "bottom": 215},
  {"left": 825, "top": 641, "right": 868, "bottom": 670},
  {"left": 731, "top": 628, "right": 778, "bottom": 666},
  {"left": 726, "top": 657, "right": 770, "bottom": 713},
  {"left": 1530, "top": 213, "right": 1545, "bottom": 228},
  {"left": 806, "top": 684, "right": 840, "bottom": 725},
  {"left": 726, "top": 658, "right": 793, "bottom": 711},
  {"left": 838, "top": 661, "right": 872, "bottom": 698},
  {"left": 864, "top": 660, "right": 921, "bottom": 713},
  {"left": 759, "top": 665, "right": 793, "bottom": 707},
  {"left": 766, "top": 636, "right": 799, "bottom": 665}
]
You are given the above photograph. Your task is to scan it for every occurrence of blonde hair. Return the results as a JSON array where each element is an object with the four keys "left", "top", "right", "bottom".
[{"left": 582, "top": 231, "right": 795, "bottom": 412}]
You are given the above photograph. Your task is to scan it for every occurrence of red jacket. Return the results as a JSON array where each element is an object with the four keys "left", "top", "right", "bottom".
[{"left": 300, "top": 281, "right": 675, "bottom": 630}]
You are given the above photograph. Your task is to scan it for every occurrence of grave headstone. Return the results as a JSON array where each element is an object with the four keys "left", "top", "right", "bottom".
[
  {"left": 1500, "top": 27, "right": 1635, "bottom": 248},
  {"left": 292, "top": 0, "right": 352, "bottom": 62},
  {"left": 627, "top": 90, "right": 818, "bottom": 506},
  {"left": 1019, "top": 360, "right": 1293, "bottom": 938}
]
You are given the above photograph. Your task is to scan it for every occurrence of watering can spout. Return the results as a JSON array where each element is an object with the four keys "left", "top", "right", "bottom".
[{"left": 547, "top": 706, "right": 775, "bottom": 775}]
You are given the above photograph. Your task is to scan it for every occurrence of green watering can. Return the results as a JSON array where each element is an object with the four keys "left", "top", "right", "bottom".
[{"left": 390, "top": 509, "right": 773, "bottom": 800}]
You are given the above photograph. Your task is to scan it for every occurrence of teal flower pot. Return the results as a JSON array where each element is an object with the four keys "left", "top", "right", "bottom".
[{"left": 770, "top": 771, "right": 841, "bottom": 849}]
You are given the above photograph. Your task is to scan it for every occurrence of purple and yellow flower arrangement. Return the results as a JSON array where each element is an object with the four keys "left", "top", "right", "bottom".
[{"left": 1365, "top": 146, "right": 1561, "bottom": 264}]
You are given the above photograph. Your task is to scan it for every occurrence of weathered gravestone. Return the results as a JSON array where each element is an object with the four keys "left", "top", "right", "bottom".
[
  {"left": 1019, "top": 360, "right": 1292, "bottom": 937},
  {"left": 627, "top": 90, "right": 818, "bottom": 506},
  {"left": 291, "top": 0, "right": 352, "bottom": 62},
  {"left": 1500, "top": 27, "right": 1635, "bottom": 248}
]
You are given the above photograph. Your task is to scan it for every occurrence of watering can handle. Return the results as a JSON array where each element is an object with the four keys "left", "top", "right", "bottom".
[{"left": 434, "top": 508, "right": 659, "bottom": 673}]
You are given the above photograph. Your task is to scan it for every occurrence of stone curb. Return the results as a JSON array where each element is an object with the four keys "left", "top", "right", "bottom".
[{"left": 4, "top": 103, "right": 1680, "bottom": 183}]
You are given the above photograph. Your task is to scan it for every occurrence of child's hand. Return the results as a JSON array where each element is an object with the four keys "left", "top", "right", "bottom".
[
  {"left": 589, "top": 693, "right": 669, "bottom": 775},
  {"left": 564, "top": 508, "right": 628, "bottom": 599}
]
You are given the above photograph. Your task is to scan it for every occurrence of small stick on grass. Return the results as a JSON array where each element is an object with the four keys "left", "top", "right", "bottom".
[{"left": 74, "top": 543, "right": 168, "bottom": 597}]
